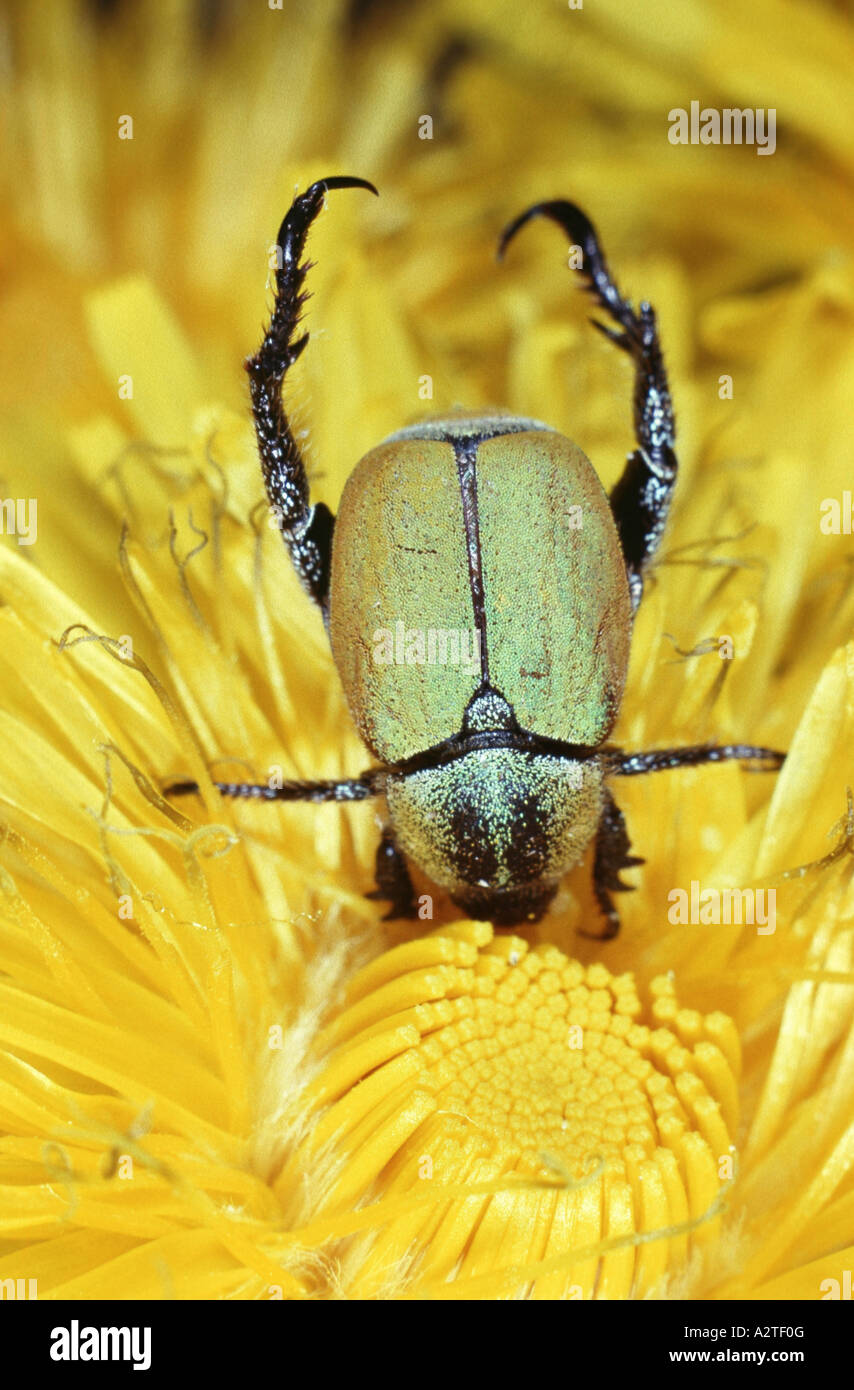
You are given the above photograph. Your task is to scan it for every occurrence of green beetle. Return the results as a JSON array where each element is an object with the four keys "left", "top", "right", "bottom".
[{"left": 170, "top": 177, "right": 784, "bottom": 936}]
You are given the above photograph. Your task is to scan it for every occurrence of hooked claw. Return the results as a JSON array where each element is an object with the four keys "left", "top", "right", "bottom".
[
  {"left": 275, "top": 175, "right": 379, "bottom": 263},
  {"left": 496, "top": 198, "right": 601, "bottom": 264}
]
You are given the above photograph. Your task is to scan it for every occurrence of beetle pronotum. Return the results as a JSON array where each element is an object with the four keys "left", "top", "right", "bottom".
[{"left": 170, "top": 177, "right": 784, "bottom": 936}]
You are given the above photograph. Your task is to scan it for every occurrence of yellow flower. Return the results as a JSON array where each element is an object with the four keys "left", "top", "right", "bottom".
[
  {"left": 285, "top": 924, "right": 741, "bottom": 1299},
  {"left": 1, "top": 0, "right": 853, "bottom": 1300}
]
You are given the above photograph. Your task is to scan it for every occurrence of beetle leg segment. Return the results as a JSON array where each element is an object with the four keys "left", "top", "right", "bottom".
[
  {"left": 166, "top": 773, "right": 380, "bottom": 802},
  {"left": 498, "top": 199, "right": 677, "bottom": 613},
  {"left": 366, "top": 826, "right": 419, "bottom": 919},
  {"left": 582, "top": 788, "right": 645, "bottom": 940},
  {"left": 247, "top": 175, "right": 378, "bottom": 610},
  {"left": 611, "top": 743, "right": 785, "bottom": 776}
]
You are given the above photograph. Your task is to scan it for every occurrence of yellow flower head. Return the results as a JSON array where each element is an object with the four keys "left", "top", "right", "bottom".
[
  {"left": 283, "top": 923, "right": 741, "bottom": 1298},
  {"left": 1, "top": 0, "right": 854, "bottom": 1302}
]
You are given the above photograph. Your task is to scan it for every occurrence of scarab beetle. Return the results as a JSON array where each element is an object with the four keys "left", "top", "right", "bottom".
[{"left": 170, "top": 176, "right": 785, "bottom": 936}]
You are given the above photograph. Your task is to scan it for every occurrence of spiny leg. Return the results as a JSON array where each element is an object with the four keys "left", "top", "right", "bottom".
[
  {"left": 166, "top": 773, "right": 380, "bottom": 802},
  {"left": 247, "top": 174, "right": 378, "bottom": 610},
  {"left": 366, "top": 826, "right": 419, "bottom": 920},
  {"left": 582, "top": 788, "right": 645, "bottom": 941},
  {"left": 498, "top": 200, "right": 676, "bottom": 612}
]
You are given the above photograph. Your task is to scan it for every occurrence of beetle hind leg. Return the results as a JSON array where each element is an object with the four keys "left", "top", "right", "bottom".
[
  {"left": 581, "top": 788, "right": 645, "bottom": 940},
  {"left": 498, "top": 200, "right": 677, "bottom": 612},
  {"left": 247, "top": 175, "right": 378, "bottom": 611},
  {"left": 366, "top": 826, "right": 419, "bottom": 919}
]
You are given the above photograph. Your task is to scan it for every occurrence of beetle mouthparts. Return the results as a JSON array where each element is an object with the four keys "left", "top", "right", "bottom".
[{"left": 452, "top": 880, "right": 560, "bottom": 927}]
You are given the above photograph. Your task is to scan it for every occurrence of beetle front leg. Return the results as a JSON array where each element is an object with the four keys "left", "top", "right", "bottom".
[
  {"left": 499, "top": 200, "right": 676, "bottom": 612},
  {"left": 247, "top": 175, "right": 377, "bottom": 611},
  {"left": 366, "top": 826, "right": 419, "bottom": 920},
  {"left": 581, "top": 788, "right": 645, "bottom": 940}
]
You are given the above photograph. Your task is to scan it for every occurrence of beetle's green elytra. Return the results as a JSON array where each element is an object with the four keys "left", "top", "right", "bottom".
[
  {"left": 329, "top": 419, "right": 630, "bottom": 762},
  {"left": 168, "top": 177, "right": 785, "bottom": 937}
]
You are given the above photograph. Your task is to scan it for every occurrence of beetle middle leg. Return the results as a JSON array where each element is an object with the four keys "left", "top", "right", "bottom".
[
  {"left": 166, "top": 772, "right": 380, "bottom": 802},
  {"left": 499, "top": 200, "right": 676, "bottom": 612},
  {"left": 247, "top": 175, "right": 377, "bottom": 612},
  {"left": 365, "top": 826, "right": 419, "bottom": 920},
  {"left": 166, "top": 772, "right": 418, "bottom": 918},
  {"left": 611, "top": 743, "right": 785, "bottom": 777}
]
